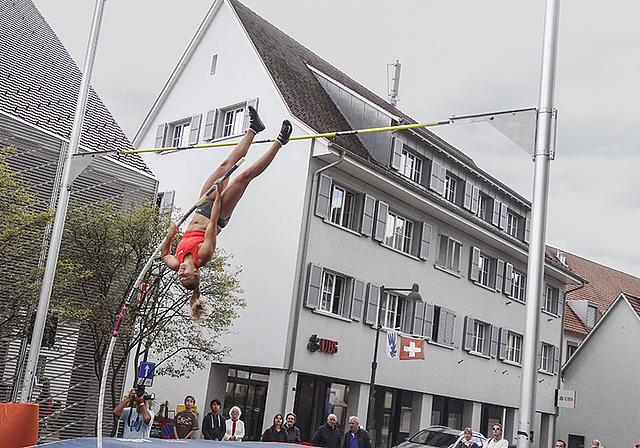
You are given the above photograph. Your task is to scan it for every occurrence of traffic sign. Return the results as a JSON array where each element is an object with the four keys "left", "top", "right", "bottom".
[{"left": 137, "top": 362, "right": 155, "bottom": 387}]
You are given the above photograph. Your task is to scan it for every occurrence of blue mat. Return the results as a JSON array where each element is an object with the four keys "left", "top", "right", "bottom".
[{"left": 40, "top": 439, "right": 299, "bottom": 448}]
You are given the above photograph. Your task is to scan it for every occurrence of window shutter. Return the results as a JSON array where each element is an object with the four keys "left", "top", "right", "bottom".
[
  {"left": 188, "top": 114, "right": 202, "bottom": 145},
  {"left": 365, "top": 284, "right": 381, "bottom": 326},
  {"left": 412, "top": 301, "right": 425, "bottom": 336},
  {"left": 469, "top": 247, "right": 481, "bottom": 282},
  {"left": 463, "top": 316, "right": 475, "bottom": 352},
  {"left": 538, "top": 342, "right": 543, "bottom": 370},
  {"left": 419, "top": 222, "right": 432, "bottom": 260},
  {"left": 402, "top": 301, "right": 415, "bottom": 334},
  {"left": 490, "top": 325, "right": 499, "bottom": 358},
  {"left": 495, "top": 259, "right": 505, "bottom": 293},
  {"left": 471, "top": 185, "right": 479, "bottom": 214},
  {"left": 424, "top": 304, "right": 434, "bottom": 340},
  {"left": 203, "top": 109, "right": 219, "bottom": 140},
  {"left": 452, "top": 240, "right": 461, "bottom": 273},
  {"left": 442, "top": 308, "right": 455, "bottom": 346},
  {"left": 155, "top": 123, "right": 167, "bottom": 148},
  {"left": 391, "top": 137, "right": 403, "bottom": 170},
  {"left": 243, "top": 98, "right": 258, "bottom": 132},
  {"left": 492, "top": 200, "right": 502, "bottom": 227},
  {"left": 350, "top": 279, "right": 365, "bottom": 321},
  {"left": 557, "top": 291, "right": 565, "bottom": 317},
  {"left": 373, "top": 201, "right": 389, "bottom": 242},
  {"left": 429, "top": 160, "right": 446, "bottom": 196},
  {"left": 499, "top": 204, "right": 508, "bottom": 230},
  {"left": 463, "top": 182, "right": 474, "bottom": 210},
  {"left": 305, "top": 264, "right": 323, "bottom": 309},
  {"left": 315, "top": 174, "right": 332, "bottom": 219},
  {"left": 437, "top": 234, "right": 448, "bottom": 267},
  {"left": 553, "top": 345, "right": 561, "bottom": 374},
  {"left": 524, "top": 214, "right": 531, "bottom": 243},
  {"left": 498, "top": 328, "right": 508, "bottom": 360},
  {"left": 504, "top": 263, "right": 514, "bottom": 295},
  {"left": 361, "top": 194, "right": 376, "bottom": 237}
]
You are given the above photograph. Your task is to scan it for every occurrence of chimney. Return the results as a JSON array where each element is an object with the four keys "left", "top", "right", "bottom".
[{"left": 388, "top": 60, "right": 401, "bottom": 106}]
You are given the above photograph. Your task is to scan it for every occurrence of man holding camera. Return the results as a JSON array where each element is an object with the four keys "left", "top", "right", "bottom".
[{"left": 113, "top": 388, "right": 155, "bottom": 438}]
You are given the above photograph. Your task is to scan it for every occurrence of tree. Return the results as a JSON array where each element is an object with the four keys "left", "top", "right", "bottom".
[{"left": 52, "top": 201, "right": 244, "bottom": 435}]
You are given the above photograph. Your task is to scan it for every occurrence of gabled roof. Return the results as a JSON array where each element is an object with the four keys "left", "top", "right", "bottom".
[
  {"left": 0, "top": 0, "right": 151, "bottom": 174},
  {"left": 546, "top": 245, "right": 640, "bottom": 335}
]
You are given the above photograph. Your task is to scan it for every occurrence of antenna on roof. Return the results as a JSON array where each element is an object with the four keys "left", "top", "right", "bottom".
[{"left": 387, "top": 60, "right": 401, "bottom": 107}]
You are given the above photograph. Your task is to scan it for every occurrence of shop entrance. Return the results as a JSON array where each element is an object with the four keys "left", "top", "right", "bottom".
[
  {"left": 369, "top": 387, "right": 413, "bottom": 448},
  {"left": 224, "top": 367, "right": 269, "bottom": 441}
]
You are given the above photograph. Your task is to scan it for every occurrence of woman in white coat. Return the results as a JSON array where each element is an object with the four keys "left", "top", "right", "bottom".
[{"left": 223, "top": 406, "right": 245, "bottom": 441}]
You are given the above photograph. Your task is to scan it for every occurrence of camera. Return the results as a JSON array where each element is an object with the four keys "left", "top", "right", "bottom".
[{"left": 135, "top": 386, "right": 155, "bottom": 401}]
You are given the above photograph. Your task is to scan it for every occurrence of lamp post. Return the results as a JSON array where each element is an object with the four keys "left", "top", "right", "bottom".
[{"left": 367, "top": 283, "right": 422, "bottom": 431}]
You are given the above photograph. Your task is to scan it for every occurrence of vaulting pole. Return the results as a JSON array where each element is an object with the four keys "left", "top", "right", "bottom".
[
  {"left": 18, "top": 0, "right": 108, "bottom": 404},
  {"left": 96, "top": 157, "right": 244, "bottom": 447},
  {"left": 516, "top": 1, "right": 560, "bottom": 446}
]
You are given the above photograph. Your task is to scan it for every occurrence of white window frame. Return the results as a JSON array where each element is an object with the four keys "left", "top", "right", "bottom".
[
  {"left": 379, "top": 292, "right": 407, "bottom": 330},
  {"left": 472, "top": 321, "right": 486, "bottom": 354},
  {"left": 506, "top": 211, "right": 519, "bottom": 237},
  {"left": 444, "top": 174, "right": 457, "bottom": 203},
  {"left": 222, "top": 106, "right": 245, "bottom": 138},
  {"left": 540, "top": 342, "right": 552, "bottom": 372},
  {"left": 506, "top": 332, "right": 523, "bottom": 364},
  {"left": 437, "top": 234, "right": 462, "bottom": 274},
  {"left": 170, "top": 121, "right": 191, "bottom": 148},
  {"left": 330, "top": 184, "right": 357, "bottom": 230},
  {"left": 400, "top": 149, "right": 422, "bottom": 183},
  {"left": 385, "top": 211, "right": 414, "bottom": 254},
  {"left": 320, "top": 271, "right": 347, "bottom": 315},
  {"left": 305, "top": 264, "right": 366, "bottom": 322},
  {"left": 510, "top": 269, "right": 526, "bottom": 302},
  {"left": 543, "top": 285, "right": 560, "bottom": 315}
]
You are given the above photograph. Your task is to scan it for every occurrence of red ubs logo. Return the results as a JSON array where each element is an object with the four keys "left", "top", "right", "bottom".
[{"left": 308, "top": 334, "right": 338, "bottom": 354}]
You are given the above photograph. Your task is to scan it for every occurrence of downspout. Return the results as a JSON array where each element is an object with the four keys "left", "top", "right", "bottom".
[
  {"left": 551, "top": 279, "right": 586, "bottom": 442},
  {"left": 281, "top": 142, "right": 345, "bottom": 412}
]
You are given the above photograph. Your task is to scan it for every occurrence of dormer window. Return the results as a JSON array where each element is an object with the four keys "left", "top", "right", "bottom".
[{"left": 399, "top": 149, "right": 422, "bottom": 183}]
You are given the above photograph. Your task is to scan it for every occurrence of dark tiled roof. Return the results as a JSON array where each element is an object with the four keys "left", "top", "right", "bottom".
[
  {"left": 229, "top": 0, "right": 477, "bottom": 167},
  {"left": 626, "top": 293, "right": 640, "bottom": 319},
  {"left": 547, "top": 245, "right": 640, "bottom": 335},
  {"left": 0, "top": 0, "right": 151, "bottom": 174}
]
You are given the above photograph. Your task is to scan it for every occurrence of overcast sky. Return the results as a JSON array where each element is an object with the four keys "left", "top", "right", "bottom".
[{"left": 32, "top": 0, "right": 640, "bottom": 278}]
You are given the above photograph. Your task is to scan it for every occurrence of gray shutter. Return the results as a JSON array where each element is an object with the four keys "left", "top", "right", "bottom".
[
  {"left": 498, "top": 328, "right": 508, "bottom": 360},
  {"left": 437, "top": 234, "right": 448, "bottom": 267},
  {"left": 391, "top": 137, "right": 403, "bottom": 170},
  {"left": 203, "top": 109, "right": 219, "bottom": 140},
  {"left": 471, "top": 185, "right": 479, "bottom": 214},
  {"left": 315, "top": 174, "right": 332, "bottom": 219},
  {"left": 538, "top": 342, "right": 543, "bottom": 370},
  {"left": 419, "top": 222, "right": 432, "bottom": 260},
  {"left": 402, "top": 301, "right": 415, "bottom": 334},
  {"left": 553, "top": 345, "right": 561, "bottom": 374},
  {"left": 188, "top": 114, "right": 202, "bottom": 145},
  {"left": 469, "top": 247, "right": 481, "bottom": 282},
  {"left": 557, "top": 291, "right": 565, "bottom": 318},
  {"left": 442, "top": 308, "right": 455, "bottom": 346},
  {"left": 412, "top": 301, "right": 426, "bottom": 336},
  {"left": 305, "top": 264, "right": 323, "bottom": 309},
  {"left": 504, "top": 263, "right": 514, "bottom": 295},
  {"left": 424, "top": 304, "right": 434, "bottom": 340},
  {"left": 361, "top": 194, "right": 376, "bottom": 237},
  {"left": 490, "top": 325, "right": 499, "bottom": 358},
  {"left": 429, "top": 160, "right": 445, "bottom": 196},
  {"left": 155, "top": 123, "right": 167, "bottom": 148},
  {"left": 243, "top": 98, "right": 258, "bottom": 132},
  {"left": 463, "top": 182, "right": 474, "bottom": 210},
  {"left": 350, "top": 279, "right": 365, "bottom": 321},
  {"left": 463, "top": 316, "right": 475, "bottom": 352},
  {"left": 373, "top": 201, "right": 389, "bottom": 242},
  {"left": 495, "top": 259, "right": 505, "bottom": 293},
  {"left": 499, "top": 204, "right": 508, "bottom": 230},
  {"left": 365, "top": 284, "right": 381, "bottom": 326},
  {"left": 524, "top": 214, "right": 531, "bottom": 243},
  {"left": 492, "top": 200, "right": 502, "bottom": 227}
]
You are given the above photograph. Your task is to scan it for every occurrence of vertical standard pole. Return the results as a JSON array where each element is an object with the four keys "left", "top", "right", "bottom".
[
  {"left": 367, "top": 286, "right": 383, "bottom": 432},
  {"left": 516, "top": 0, "right": 560, "bottom": 447},
  {"left": 18, "top": 0, "right": 108, "bottom": 403}
]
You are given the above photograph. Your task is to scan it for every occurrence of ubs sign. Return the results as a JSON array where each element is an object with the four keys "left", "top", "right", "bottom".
[{"left": 308, "top": 334, "right": 338, "bottom": 354}]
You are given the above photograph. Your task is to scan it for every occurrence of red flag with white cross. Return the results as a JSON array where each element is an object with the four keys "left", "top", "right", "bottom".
[{"left": 399, "top": 336, "right": 425, "bottom": 360}]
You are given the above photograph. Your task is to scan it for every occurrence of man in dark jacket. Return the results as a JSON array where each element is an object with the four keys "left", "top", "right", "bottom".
[
  {"left": 285, "top": 413, "right": 301, "bottom": 444},
  {"left": 202, "top": 399, "right": 226, "bottom": 440},
  {"left": 312, "top": 414, "right": 341, "bottom": 448},
  {"left": 342, "top": 417, "right": 371, "bottom": 448}
]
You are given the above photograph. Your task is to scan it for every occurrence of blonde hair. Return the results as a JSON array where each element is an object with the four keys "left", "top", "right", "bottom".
[{"left": 189, "top": 286, "right": 206, "bottom": 320}]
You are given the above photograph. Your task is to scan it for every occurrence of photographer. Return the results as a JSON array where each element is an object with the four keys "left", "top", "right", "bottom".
[{"left": 113, "top": 388, "right": 154, "bottom": 438}]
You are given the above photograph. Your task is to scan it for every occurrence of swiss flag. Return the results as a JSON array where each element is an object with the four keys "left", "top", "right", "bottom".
[{"left": 399, "top": 336, "right": 425, "bottom": 360}]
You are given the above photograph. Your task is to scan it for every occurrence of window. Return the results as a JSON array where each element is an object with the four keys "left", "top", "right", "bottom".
[
  {"left": 506, "top": 211, "right": 519, "bottom": 237},
  {"left": 320, "top": 271, "right": 346, "bottom": 315},
  {"left": 444, "top": 174, "right": 457, "bottom": 203},
  {"left": 428, "top": 305, "right": 455, "bottom": 346},
  {"left": 543, "top": 285, "right": 561, "bottom": 315},
  {"left": 202, "top": 98, "right": 258, "bottom": 141},
  {"left": 437, "top": 234, "right": 462, "bottom": 274},
  {"left": 379, "top": 292, "right": 406, "bottom": 330},
  {"left": 539, "top": 342, "right": 559, "bottom": 374},
  {"left": 477, "top": 193, "right": 492, "bottom": 222},
  {"left": 586, "top": 303, "right": 598, "bottom": 328},
  {"left": 463, "top": 317, "right": 498, "bottom": 357},
  {"left": 171, "top": 121, "right": 191, "bottom": 147},
  {"left": 210, "top": 54, "right": 218, "bottom": 75},
  {"left": 222, "top": 106, "right": 245, "bottom": 137},
  {"left": 469, "top": 247, "right": 504, "bottom": 291},
  {"left": 566, "top": 342, "right": 578, "bottom": 360},
  {"left": 511, "top": 270, "right": 526, "bottom": 302},
  {"left": 506, "top": 331, "right": 522, "bottom": 364},
  {"left": 305, "top": 264, "right": 365, "bottom": 321},
  {"left": 330, "top": 185, "right": 356, "bottom": 229},
  {"left": 155, "top": 115, "right": 202, "bottom": 148},
  {"left": 399, "top": 149, "right": 422, "bottom": 183},
  {"left": 385, "top": 211, "right": 414, "bottom": 254}
]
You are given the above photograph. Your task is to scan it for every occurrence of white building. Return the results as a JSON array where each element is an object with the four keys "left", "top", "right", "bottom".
[{"left": 133, "top": 1, "right": 580, "bottom": 446}]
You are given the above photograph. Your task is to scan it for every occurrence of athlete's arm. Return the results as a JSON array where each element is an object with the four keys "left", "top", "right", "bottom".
[{"left": 161, "top": 223, "right": 180, "bottom": 271}]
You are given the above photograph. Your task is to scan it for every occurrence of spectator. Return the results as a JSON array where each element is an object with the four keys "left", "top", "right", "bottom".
[
  {"left": 455, "top": 428, "right": 479, "bottom": 448},
  {"left": 223, "top": 406, "right": 245, "bottom": 441},
  {"left": 262, "top": 413, "right": 289, "bottom": 442},
  {"left": 173, "top": 395, "right": 199, "bottom": 439},
  {"left": 342, "top": 416, "right": 371, "bottom": 448},
  {"left": 486, "top": 423, "right": 508, "bottom": 448},
  {"left": 591, "top": 440, "right": 600, "bottom": 448},
  {"left": 312, "top": 413, "right": 341, "bottom": 448},
  {"left": 555, "top": 440, "right": 566, "bottom": 448},
  {"left": 285, "top": 412, "right": 301, "bottom": 444},
  {"left": 113, "top": 389, "right": 154, "bottom": 439},
  {"left": 203, "top": 398, "right": 226, "bottom": 441}
]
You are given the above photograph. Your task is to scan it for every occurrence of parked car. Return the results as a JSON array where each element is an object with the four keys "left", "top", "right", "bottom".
[{"left": 395, "top": 426, "right": 487, "bottom": 448}]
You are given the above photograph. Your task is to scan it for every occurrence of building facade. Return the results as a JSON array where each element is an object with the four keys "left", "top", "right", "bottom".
[{"left": 133, "top": 1, "right": 580, "bottom": 446}]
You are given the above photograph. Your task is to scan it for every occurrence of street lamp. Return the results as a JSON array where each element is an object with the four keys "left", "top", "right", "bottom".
[{"left": 367, "top": 283, "right": 422, "bottom": 431}]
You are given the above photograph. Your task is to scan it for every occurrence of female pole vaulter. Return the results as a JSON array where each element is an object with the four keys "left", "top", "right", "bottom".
[{"left": 161, "top": 106, "right": 292, "bottom": 318}]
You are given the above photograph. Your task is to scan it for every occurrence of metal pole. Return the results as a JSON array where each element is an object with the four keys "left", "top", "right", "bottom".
[
  {"left": 516, "top": 0, "right": 560, "bottom": 446},
  {"left": 18, "top": 0, "right": 108, "bottom": 403},
  {"left": 367, "top": 323, "right": 382, "bottom": 431}
]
